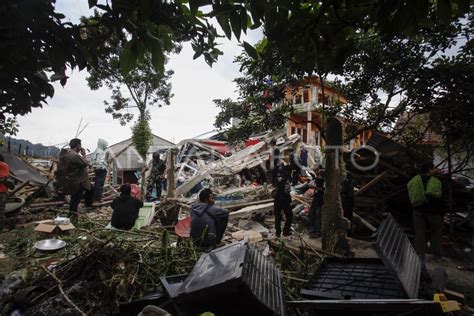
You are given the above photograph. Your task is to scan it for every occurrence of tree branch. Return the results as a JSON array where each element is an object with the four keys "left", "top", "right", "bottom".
[{"left": 41, "top": 266, "right": 86, "bottom": 316}]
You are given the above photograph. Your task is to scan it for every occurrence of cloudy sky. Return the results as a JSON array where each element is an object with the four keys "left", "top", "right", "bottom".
[{"left": 14, "top": 0, "right": 262, "bottom": 152}]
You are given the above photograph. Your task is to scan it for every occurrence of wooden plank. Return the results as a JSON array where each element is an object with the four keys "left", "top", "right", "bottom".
[
  {"left": 229, "top": 202, "right": 274, "bottom": 219},
  {"left": 225, "top": 199, "right": 274, "bottom": 211},
  {"left": 355, "top": 170, "right": 388, "bottom": 196}
]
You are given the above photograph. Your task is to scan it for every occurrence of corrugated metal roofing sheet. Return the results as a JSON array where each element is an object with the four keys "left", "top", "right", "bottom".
[{"left": 373, "top": 214, "right": 421, "bottom": 299}]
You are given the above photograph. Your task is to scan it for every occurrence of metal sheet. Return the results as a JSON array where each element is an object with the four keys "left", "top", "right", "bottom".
[
  {"left": 373, "top": 214, "right": 421, "bottom": 299},
  {"left": 3, "top": 153, "right": 48, "bottom": 186},
  {"left": 301, "top": 258, "right": 405, "bottom": 300}
]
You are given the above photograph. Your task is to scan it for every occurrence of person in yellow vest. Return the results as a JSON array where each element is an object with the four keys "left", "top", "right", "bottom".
[{"left": 407, "top": 161, "right": 444, "bottom": 261}]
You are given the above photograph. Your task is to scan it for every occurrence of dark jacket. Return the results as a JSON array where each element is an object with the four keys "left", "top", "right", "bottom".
[
  {"left": 111, "top": 194, "right": 143, "bottom": 229},
  {"left": 63, "top": 150, "right": 91, "bottom": 194},
  {"left": 311, "top": 176, "right": 325, "bottom": 208},
  {"left": 190, "top": 202, "right": 229, "bottom": 246},
  {"left": 274, "top": 178, "right": 292, "bottom": 204}
]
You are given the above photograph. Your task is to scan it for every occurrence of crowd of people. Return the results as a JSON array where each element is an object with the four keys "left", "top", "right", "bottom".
[{"left": 1, "top": 136, "right": 472, "bottom": 269}]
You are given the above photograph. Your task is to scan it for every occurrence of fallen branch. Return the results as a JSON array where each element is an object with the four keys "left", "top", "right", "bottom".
[
  {"left": 282, "top": 274, "right": 308, "bottom": 283},
  {"left": 41, "top": 265, "right": 86, "bottom": 316}
]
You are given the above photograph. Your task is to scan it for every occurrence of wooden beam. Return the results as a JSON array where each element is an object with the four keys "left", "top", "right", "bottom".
[
  {"left": 355, "top": 170, "right": 388, "bottom": 196},
  {"left": 378, "top": 160, "right": 409, "bottom": 178},
  {"left": 229, "top": 202, "right": 274, "bottom": 219},
  {"left": 224, "top": 199, "right": 274, "bottom": 211}
]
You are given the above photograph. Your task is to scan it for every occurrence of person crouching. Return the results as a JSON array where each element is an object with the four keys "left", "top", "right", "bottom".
[
  {"left": 111, "top": 184, "right": 143, "bottom": 230},
  {"left": 190, "top": 188, "right": 229, "bottom": 249}
]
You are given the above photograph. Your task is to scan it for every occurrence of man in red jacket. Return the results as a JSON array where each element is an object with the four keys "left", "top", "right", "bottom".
[{"left": 0, "top": 154, "right": 13, "bottom": 230}]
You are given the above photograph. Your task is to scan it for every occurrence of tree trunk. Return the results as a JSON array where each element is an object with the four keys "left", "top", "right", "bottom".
[{"left": 321, "top": 117, "right": 352, "bottom": 256}]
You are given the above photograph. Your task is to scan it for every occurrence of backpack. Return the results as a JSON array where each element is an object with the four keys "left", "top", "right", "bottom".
[
  {"left": 407, "top": 175, "right": 442, "bottom": 207},
  {"left": 426, "top": 176, "right": 442, "bottom": 198},
  {"left": 407, "top": 175, "right": 426, "bottom": 207}
]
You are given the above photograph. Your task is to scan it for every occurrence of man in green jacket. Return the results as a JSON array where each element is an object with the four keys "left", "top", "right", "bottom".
[{"left": 407, "top": 161, "right": 444, "bottom": 260}]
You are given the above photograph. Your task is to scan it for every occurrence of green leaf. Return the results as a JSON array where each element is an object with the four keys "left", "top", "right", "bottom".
[
  {"left": 120, "top": 40, "right": 138, "bottom": 75},
  {"left": 88, "top": 0, "right": 98, "bottom": 8},
  {"left": 230, "top": 11, "right": 242, "bottom": 40},
  {"left": 457, "top": 0, "right": 470, "bottom": 13},
  {"left": 438, "top": 0, "right": 451, "bottom": 22},
  {"left": 243, "top": 41, "right": 258, "bottom": 59},
  {"left": 151, "top": 41, "right": 165, "bottom": 73},
  {"left": 216, "top": 15, "right": 232, "bottom": 40}
]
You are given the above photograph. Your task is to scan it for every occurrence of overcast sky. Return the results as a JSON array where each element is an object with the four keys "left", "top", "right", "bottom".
[{"left": 14, "top": 0, "right": 262, "bottom": 152}]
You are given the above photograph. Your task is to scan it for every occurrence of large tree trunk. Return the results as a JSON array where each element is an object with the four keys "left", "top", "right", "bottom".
[{"left": 321, "top": 117, "right": 352, "bottom": 256}]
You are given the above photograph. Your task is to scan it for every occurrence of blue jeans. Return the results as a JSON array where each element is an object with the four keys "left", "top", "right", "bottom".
[{"left": 93, "top": 169, "right": 107, "bottom": 201}]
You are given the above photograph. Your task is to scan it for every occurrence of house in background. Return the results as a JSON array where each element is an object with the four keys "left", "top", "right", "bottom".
[
  {"left": 285, "top": 77, "right": 371, "bottom": 149},
  {"left": 108, "top": 134, "right": 174, "bottom": 185}
]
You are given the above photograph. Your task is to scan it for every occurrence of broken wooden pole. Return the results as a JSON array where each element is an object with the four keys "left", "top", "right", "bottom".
[{"left": 29, "top": 201, "right": 67, "bottom": 208}]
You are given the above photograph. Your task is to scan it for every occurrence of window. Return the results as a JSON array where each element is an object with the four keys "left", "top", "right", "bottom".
[{"left": 303, "top": 89, "right": 310, "bottom": 103}]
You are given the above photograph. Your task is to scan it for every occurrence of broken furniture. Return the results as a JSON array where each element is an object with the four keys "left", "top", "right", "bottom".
[
  {"left": 295, "top": 214, "right": 458, "bottom": 315},
  {"left": 160, "top": 240, "right": 286, "bottom": 316}
]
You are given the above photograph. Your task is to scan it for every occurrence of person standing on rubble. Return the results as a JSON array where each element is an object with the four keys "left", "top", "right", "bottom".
[
  {"left": 300, "top": 145, "right": 308, "bottom": 167},
  {"left": 289, "top": 148, "right": 301, "bottom": 186},
  {"left": 90, "top": 138, "right": 109, "bottom": 202},
  {"left": 190, "top": 188, "right": 229, "bottom": 249},
  {"left": 308, "top": 165, "right": 325, "bottom": 238},
  {"left": 0, "top": 155, "right": 14, "bottom": 231},
  {"left": 64, "top": 138, "right": 93, "bottom": 219},
  {"left": 407, "top": 161, "right": 444, "bottom": 260},
  {"left": 146, "top": 151, "right": 166, "bottom": 201},
  {"left": 274, "top": 169, "right": 293, "bottom": 237}
]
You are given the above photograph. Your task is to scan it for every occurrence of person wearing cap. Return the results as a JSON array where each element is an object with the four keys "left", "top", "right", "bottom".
[
  {"left": 146, "top": 151, "right": 166, "bottom": 201},
  {"left": 63, "top": 138, "right": 93, "bottom": 218},
  {"left": 274, "top": 169, "right": 293, "bottom": 237},
  {"left": 111, "top": 184, "right": 143, "bottom": 230}
]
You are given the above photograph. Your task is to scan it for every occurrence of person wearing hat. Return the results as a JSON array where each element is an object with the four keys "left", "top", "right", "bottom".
[
  {"left": 111, "top": 184, "right": 143, "bottom": 230},
  {"left": 274, "top": 169, "right": 293, "bottom": 237},
  {"left": 63, "top": 138, "right": 93, "bottom": 219},
  {"left": 146, "top": 151, "right": 166, "bottom": 201}
]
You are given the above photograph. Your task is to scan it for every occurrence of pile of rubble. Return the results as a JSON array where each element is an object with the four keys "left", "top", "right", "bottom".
[{"left": 1, "top": 129, "right": 474, "bottom": 315}]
